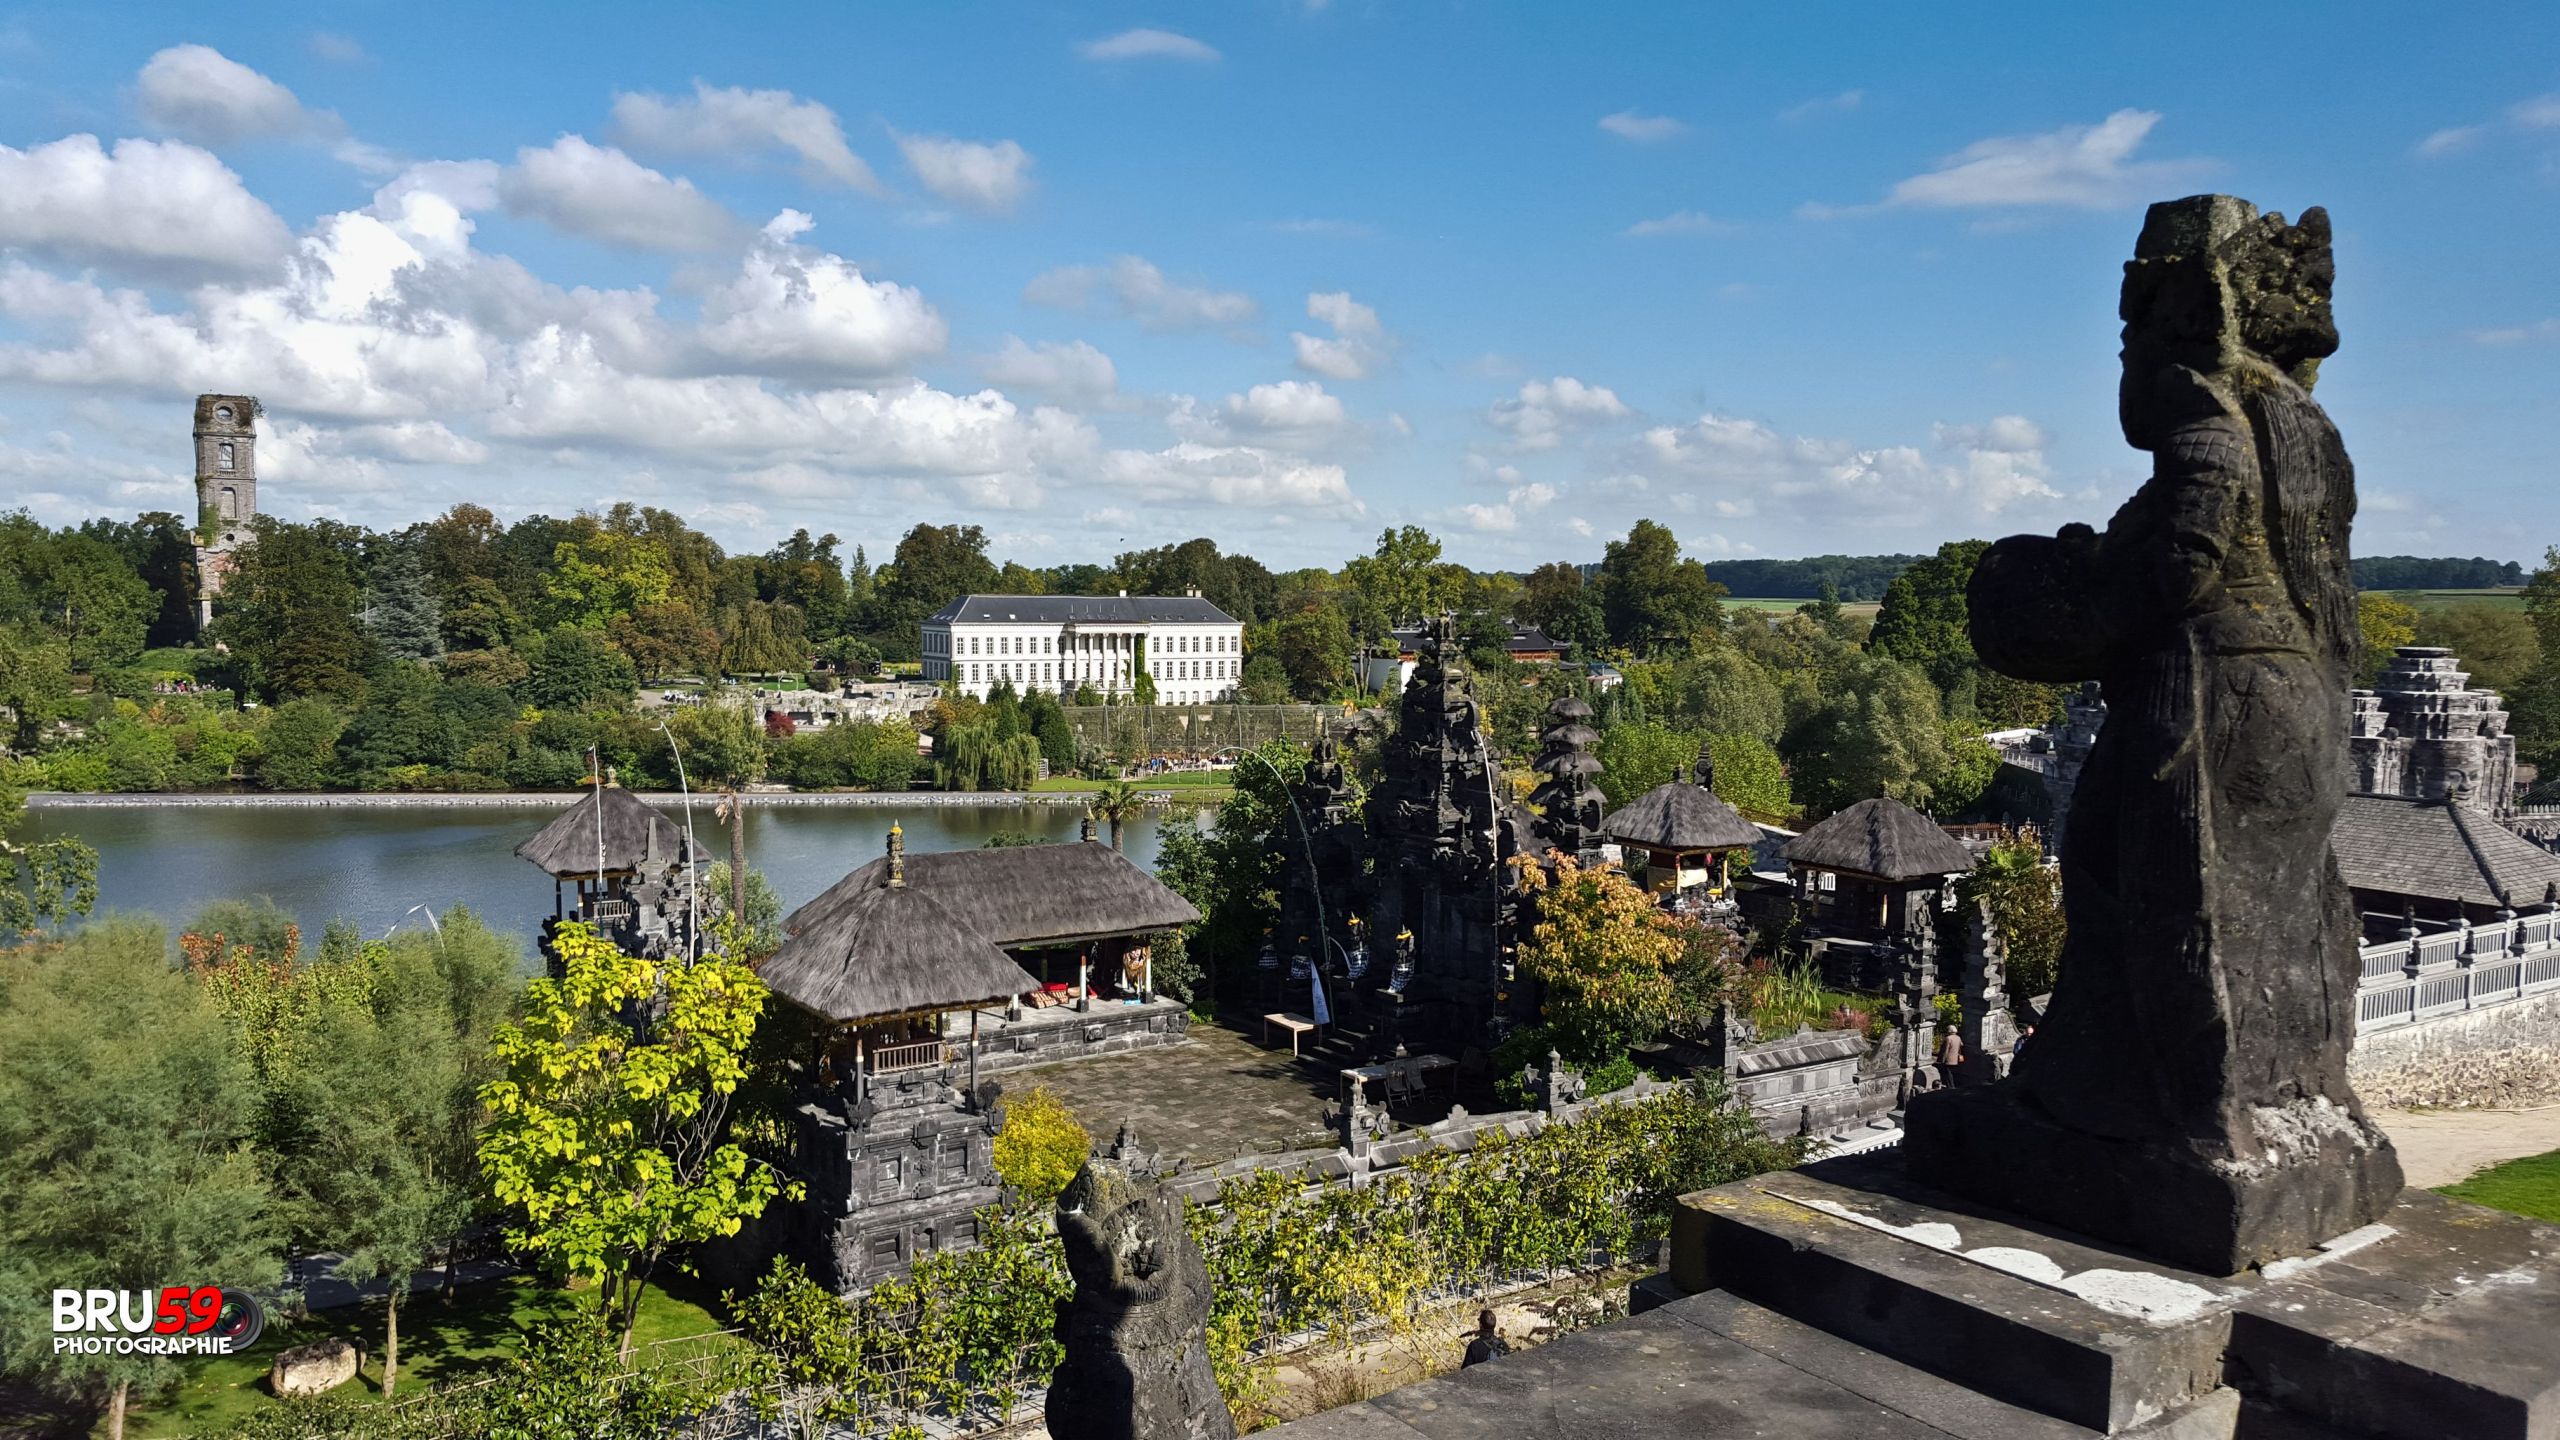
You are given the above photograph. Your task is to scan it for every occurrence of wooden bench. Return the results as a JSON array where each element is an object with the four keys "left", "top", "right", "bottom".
[{"left": 1262, "top": 1012, "right": 1317, "bottom": 1056}]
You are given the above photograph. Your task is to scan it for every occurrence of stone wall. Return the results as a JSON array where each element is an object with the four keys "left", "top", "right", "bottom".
[{"left": 2351, "top": 988, "right": 2560, "bottom": 1108}]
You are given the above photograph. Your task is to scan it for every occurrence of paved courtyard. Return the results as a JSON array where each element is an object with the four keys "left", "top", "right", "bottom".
[{"left": 1002, "top": 1017, "right": 1343, "bottom": 1165}]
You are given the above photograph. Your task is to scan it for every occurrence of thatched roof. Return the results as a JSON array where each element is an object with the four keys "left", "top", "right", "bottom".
[
  {"left": 786, "top": 839, "right": 1202, "bottom": 951},
  {"left": 2333, "top": 795, "right": 2560, "bottom": 909},
  {"left": 759, "top": 877, "right": 1039, "bottom": 1025},
  {"left": 1782, "top": 795, "right": 1973, "bottom": 881},
  {"left": 515, "top": 785, "right": 688, "bottom": 878},
  {"left": 1605, "top": 778, "right": 1761, "bottom": 853}
]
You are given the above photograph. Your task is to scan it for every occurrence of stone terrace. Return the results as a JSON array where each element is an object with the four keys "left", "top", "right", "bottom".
[{"left": 997, "top": 1020, "right": 1342, "bottom": 1166}]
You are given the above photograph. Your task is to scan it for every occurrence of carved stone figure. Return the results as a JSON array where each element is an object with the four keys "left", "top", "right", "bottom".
[
  {"left": 1952, "top": 898, "right": 2019, "bottom": 1085},
  {"left": 1527, "top": 696, "right": 1606, "bottom": 861},
  {"left": 1046, "top": 1156, "right": 1235, "bottom": 1440},
  {"left": 1904, "top": 195, "right": 2402, "bottom": 1274}
]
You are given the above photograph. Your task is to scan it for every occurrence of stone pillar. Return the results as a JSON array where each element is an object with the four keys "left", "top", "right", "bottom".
[{"left": 1954, "top": 898, "right": 2019, "bottom": 1084}]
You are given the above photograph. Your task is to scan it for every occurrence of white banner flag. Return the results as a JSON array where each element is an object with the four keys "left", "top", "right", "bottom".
[{"left": 1309, "top": 969, "right": 1332, "bottom": 1027}]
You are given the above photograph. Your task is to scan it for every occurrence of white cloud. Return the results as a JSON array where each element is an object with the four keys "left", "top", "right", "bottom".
[
  {"left": 1291, "top": 290, "right": 1390, "bottom": 380},
  {"left": 1024, "top": 255, "right": 1257, "bottom": 331},
  {"left": 609, "top": 81, "right": 883, "bottom": 193},
  {"left": 1624, "top": 210, "right": 1729, "bottom": 238},
  {"left": 1268, "top": 217, "right": 1374, "bottom": 238},
  {"left": 0, "top": 135, "right": 294, "bottom": 277},
  {"left": 500, "top": 136, "right": 746, "bottom": 252},
  {"left": 1487, "top": 376, "right": 1629, "bottom": 449},
  {"left": 1636, "top": 410, "right": 2061, "bottom": 526},
  {"left": 982, "top": 336, "right": 1118, "bottom": 399},
  {"left": 1869, "top": 109, "right": 2214, "bottom": 211},
  {"left": 691, "top": 215, "right": 947, "bottom": 378},
  {"left": 2471, "top": 318, "right": 2560, "bottom": 346},
  {"left": 892, "top": 131, "right": 1033, "bottom": 215},
  {"left": 1097, "top": 443, "right": 1356, "bottom": 510},
  {"left": 309, "top": 32, "right": 369, "bottom": 65},
  {"left": 1599, "top": 111, "right": 1687, "bottom": 143},
  {"left": 135, "top": 45, "right": 332, "bottom": 146},
  {"left": 2416, "top": 93, "right": 2560, "bottom": 159},
  {"left": 1077, "top": 28, "right": 1221, "bottom": 62},
  {"left": 1780, "top": 90, "right": 1864, "bottom": 123},
  {"left": 337, "top": 420, "right": 490, "bottom": 464},
  {"left": 1456, "top": 481, "right": 1560, "bottom": 533},
  {"left": 1220, "top": 380, "right": 1347, "bottom": 435},
  {"left": 2416, "top": 126, "right": 2484, "bottom": 158}
]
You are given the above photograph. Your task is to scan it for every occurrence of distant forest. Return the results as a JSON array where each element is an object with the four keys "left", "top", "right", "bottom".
[{"left": 1694, "top": 553, "right": 2524, "bottom": 600}]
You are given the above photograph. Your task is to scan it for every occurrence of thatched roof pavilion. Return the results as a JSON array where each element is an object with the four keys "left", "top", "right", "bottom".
[
  {"left": 785, "top": 837, "right": 1201, "bottom": 951},
  {"left": 1605, "top": 759, "right": 1762, "bottom": 898},
  {"left": 761, "top": 830, "right": 1041, "bottom": 1026},
  {"left": 1782, "top": 795, "right": 1973, "bottom": 883},
  {"left": 515, "top": 780, "right": 689, "bottom": 879}
]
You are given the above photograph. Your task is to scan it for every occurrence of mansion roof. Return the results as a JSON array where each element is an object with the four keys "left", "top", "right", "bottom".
[{"left": 925, "top": 593, "right": 1238, "bottom": 626}]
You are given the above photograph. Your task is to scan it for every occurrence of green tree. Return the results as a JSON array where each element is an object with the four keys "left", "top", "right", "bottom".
[
  {"left": 1343, "top": 525, "right": 1451, "bottom": 632},
  {"left": 255, "top": 697, "right": 347, "bottom": 791},
  {"left": 477, "top": 922, "right": 781, "bottom": 1357},
  {"left": 215, "top": 518, "right": 375, "bottom": 702},
  {"left": 1783, "top": 653, "right": 1951, "bottom": 813},
  {"left": 0, "top": 756, "right": 96, "bottom": 931},
  {"left": 2355, "top": 591, "right": 2421, "bottom": 685},
  {"left": 1959, "top": 840, "right": 2065, "bottom": 1006},
  {"left": 0, "top": 921, "right": 283, "bottom": 1439},
  {"left": 1666, "top": 649, "right": 1785, "bottom": 745},
  {"left": 1086, "top": 778, "right": 1144, "bottom": 853},
  {"left": 1024, "top": 689, "right": 1078, "bottom": 773},
  {"left": 1259, "top": 605, "right": 1354, "bottom": 699},
  {"left": 1868, "top": 540, "right": 1987, "bottom": 697},
  {"left": 520, "top": 626, "right": 639, "bottom": 710},
  {"left": 991, "top": 1087, "right": 1092, "bottom": 1202},
  {"left": 1597, "top": 519, "right": 1725, "bottom": 657},
  {"left": 0, "top": 623, "right": 74, "bottom": 753},
  {"left": 872, "top": 524, "right": 1002, "bottom": 656},
  {"left": 2416, "top": 604, "right": 2540, "bottom": 695},
  {"left": 364, "top": 538, "right": 445, "bottom": 662},
  {"left": 1518, "top": 560, "right": 1607, "bottom": 653}
]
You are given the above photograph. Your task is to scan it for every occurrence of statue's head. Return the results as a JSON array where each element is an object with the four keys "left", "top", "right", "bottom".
[{"left": 2119, "top": 195, "right": 2337, "bottom": 447}]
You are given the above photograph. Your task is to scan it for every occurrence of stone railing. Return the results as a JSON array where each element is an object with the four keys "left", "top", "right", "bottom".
[{"left": 2355, "top": 910, "right": 2560, "bottom": 1033}]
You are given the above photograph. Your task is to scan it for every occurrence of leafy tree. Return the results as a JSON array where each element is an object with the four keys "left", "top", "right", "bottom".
[
  {"left": 520, "top": 626, "right": 638, "bottom": 710},
  {"left": 1024, "top": 688, "right": 1078, "bottom": 773},
  {"left": 1782, "top": 653, "right": 1952, "bottom": 813},
  {"left": 0, "top": 921, "right": 283, "bottom": 1439},
  {"left": 704, "top": 860, "right": 783, "bottom": 957},
  {"left": 1868, "top": 539, "right": 1987, "bottom": 697},
  {"left": 1597, "top": 519, "right": 1725, "bottom": 657},
  {"left": 216, "top": 518, "right": 374, "bottom": 702},
  {"left": 0, "top": 624, "right": 74, "bottom": 753},
  {"left": 714, "top": 599, "right": 808, "bottom": 676},
  {"left": 12, "top": 526, "right": 158, "bottom": 674},
  {"left": 1594, "top": 722, "right": 1707, "bottom": 809},
  {"left": 1343, "top": 525, "right": 1451, "bottom": 632},
  {"left": 0, "top": 757, "right": 96, "bottom": 931},
  {"left": 1666, "top": 649, "right": 1785, "bottom": 745},
  {"left": 1131, "top": 637, "right": 1158, "bottom": 705},
  {"left": 2415, "top": 603, "right": 2540, "bottom": 695},
  {"left": 2355, "top": 591, "right": 2421, "bottom": 684},
  {"left": 438, "top": 574, "right": 518, "bottom": 652},
  {"left": 477, "top": 922, "right": 782, "bottom": 1357},
  {"left": 872, "top": 524, "right": 1001, "bottom": 656},
  {"left": 1238, "top": 654, "right": 1292, "bottom": 705},
  {"left": 767, "top": 718, "right": 920, "bottom": 791},
  {"left": 1928, "top": 723, "right": 2003, "bottom": 818},
  {"left": 1959, "top": 840, "right": 2065, "bottom": 1007},
  {"left": 991, "top": 1087, "right": 1091, "bottom": 1202},
  {"left": 938, "top": 720, "right": 1039, "bottom": 792},
  {"left": 610, "top": 601, "right": 719, "bottom": 681},
  {"left": 1518, "top": 560, "right": 1607, "bottom": 653},
  {"left": 256, "top": 697, "right": 347, "bottom": 791},
  {"left": 540, "top": 533, "right": 676, "bottom": 632},
  {"left": 1510, "top": 853, "right": 1681, "bottom": 1068},
  {"left": 1258, "top": 605, "right": 1354, "bottom": 700}
]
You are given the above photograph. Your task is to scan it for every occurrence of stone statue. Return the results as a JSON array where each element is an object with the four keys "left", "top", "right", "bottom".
[
  {"left": 1953, "top": 899, "right": 2018, "bottom": 1085},
  {"left": 1046, "top": 1155, "right": 1235, "bottom": 1440},
  {"left": 1905, "top": 196, "right": 2402, "bottom": 1274}
]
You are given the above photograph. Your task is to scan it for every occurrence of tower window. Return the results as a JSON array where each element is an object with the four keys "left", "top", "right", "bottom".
[
  {"left": 217, "top": 443, "right": 235, "bottom": 472},
  {"left": 219, "top": 487, "right": 237, "bottom": 520},
  {"left": 214, "top": 406, "right": 233, "bottom": 423}
]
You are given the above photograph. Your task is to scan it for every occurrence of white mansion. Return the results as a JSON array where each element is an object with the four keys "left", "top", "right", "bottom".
[{"left": 921, "top": 591, "right": 1245, "bottom": 705}]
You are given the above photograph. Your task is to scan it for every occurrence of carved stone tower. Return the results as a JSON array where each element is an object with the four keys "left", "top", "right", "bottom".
[{"left": 192, "top": 394, "right": 261, "bottom": 630}]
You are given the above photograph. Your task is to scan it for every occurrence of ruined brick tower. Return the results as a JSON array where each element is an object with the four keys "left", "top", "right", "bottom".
[{"left": 191, "top": 394, "right": 260, "bottom": 631}]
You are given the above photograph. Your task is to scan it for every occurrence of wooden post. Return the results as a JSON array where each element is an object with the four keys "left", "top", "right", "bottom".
[{"left": 968, "top": 1009, "right": 980, "bottom": 1108}]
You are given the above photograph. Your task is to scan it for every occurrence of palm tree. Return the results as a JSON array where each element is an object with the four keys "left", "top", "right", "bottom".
[{"left": 1087, "top": 778, "right": 1143, "bottom": 853}]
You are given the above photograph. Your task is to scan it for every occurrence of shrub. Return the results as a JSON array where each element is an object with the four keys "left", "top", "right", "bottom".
[{"left": 991, "top": 1087, "right": 1090, "bottom": 1202}]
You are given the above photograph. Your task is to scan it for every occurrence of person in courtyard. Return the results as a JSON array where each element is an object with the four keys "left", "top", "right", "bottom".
[
  {"left": 2013, "top": 1024, "right": 2035, "bottom": 1059},
  {"left": 1462, "top": 1308, "right": 1509, "bottom": 1368},
  {"left": 1938, "top": 1027, "right": 1965, "bottom": 1081}
]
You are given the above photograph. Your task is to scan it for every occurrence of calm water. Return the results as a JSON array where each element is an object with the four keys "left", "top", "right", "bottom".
[{"left": 27, "top": 801, "right": 1172, "bottom": 949}]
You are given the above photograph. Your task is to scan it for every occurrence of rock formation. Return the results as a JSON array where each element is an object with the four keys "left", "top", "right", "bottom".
[
  {"left": 1904, "top": 195, "right": 2402, "bottom": 1274},
  {"left": 1046, "top": 1155, "right": 1235, "bottom": 1440}
]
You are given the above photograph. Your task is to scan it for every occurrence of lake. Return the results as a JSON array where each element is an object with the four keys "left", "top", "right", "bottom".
[{"left": 26, "top": 800, "right": 1176, "bottom": 949}]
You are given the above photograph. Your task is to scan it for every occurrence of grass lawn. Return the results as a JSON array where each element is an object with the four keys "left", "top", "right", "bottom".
[
  {"left": 2373, "top": 587, "right": 2526, "bottom": 614},
  {"left": 2437, "top": 1147, "right": 2560, "bottom": 1224},
  {"left": 122, "top": 1274, "right": 736, "bottom": 1438},
  {"left": 1724, "top": 596, "right": 1884, "bottom": 620}
]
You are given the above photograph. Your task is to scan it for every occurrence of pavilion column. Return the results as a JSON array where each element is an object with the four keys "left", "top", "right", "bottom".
[{"left": 1077, "top": 952, "right": 1091, "bottom": 1012}]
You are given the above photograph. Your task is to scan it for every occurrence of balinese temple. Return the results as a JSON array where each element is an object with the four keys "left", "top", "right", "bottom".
[
  {"left": 1781, "top": 794, "right": 1975, "bottom": 991},
  {"left": 1527, "top": 696, "right": 1607, "bottom": 864},
  {"left": 753, "top": 826, "right": 1042, "bottom": 1290},
  {"left": 2333, "top": 792, "right": 2560, "bottom": 931},
  {"left": 513, "top": 775, "right": 701, "bottom": 967},
  {"left": 2350, "top": 646, "right": 2519, "bottom": 814},
  {"left": 1604, "top": 749, "right": 1763, "bottom": 910}
]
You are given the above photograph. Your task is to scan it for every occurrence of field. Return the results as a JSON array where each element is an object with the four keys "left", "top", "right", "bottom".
[
  {"left": 2437, "top": 1146, "right": 2560, "bottom": 1225},
  {"left": 121, "top": 1276, "right": 733, "bottom": 1438},
  {"left": 2372, "top": 587, "right": 2527, "bottom": 614},
  {"left": 1724, "top": 596, "right": 1883, "bottom": 621}
]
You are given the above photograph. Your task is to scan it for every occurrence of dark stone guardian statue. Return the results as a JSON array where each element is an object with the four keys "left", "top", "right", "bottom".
[
  {"left": 1045, "top": 1155, "right": 1235, "bottom": 1440},
  {"left": 1904, "top": 195, "right": 2402, "bottom": 1274}
]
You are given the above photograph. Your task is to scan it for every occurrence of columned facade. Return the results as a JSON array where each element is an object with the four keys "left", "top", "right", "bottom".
[{"left": 920, "top": 592, "right": 1244, "bottom": 705}]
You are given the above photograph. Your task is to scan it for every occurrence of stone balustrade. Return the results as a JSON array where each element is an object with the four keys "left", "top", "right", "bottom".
[{"left": 2355, "top": 910, "right": 2560, "bottom": 1033}]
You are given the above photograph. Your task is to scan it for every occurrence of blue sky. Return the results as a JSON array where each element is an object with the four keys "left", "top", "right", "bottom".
[{"left": 0, "top": 1, "right": 2553, "bottom": 571}]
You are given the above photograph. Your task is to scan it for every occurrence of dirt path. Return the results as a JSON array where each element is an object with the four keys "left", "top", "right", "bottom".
[{"left": 2373, "top": 1104, "right": 2560, "bottom": 1188}]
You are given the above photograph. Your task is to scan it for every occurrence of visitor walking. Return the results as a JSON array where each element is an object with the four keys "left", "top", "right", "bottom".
[
  {"left": 2013, "top": 1024, "right": 2035, "bottom": 1059},
  {"left": 1462, "top": 1308, "right": 1510, "bottom": 1368},
  {"left": 1938, "top": 1027, "right": 1965, "bottom": 1079}
]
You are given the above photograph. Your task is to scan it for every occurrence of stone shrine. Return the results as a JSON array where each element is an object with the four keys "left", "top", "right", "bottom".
[
  {"left": 2350, "top": 644, "right": 2518, "bottom": 811},
  {"left": 1905, "top": 194, "right": 2401, "bottom": 1274}
]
